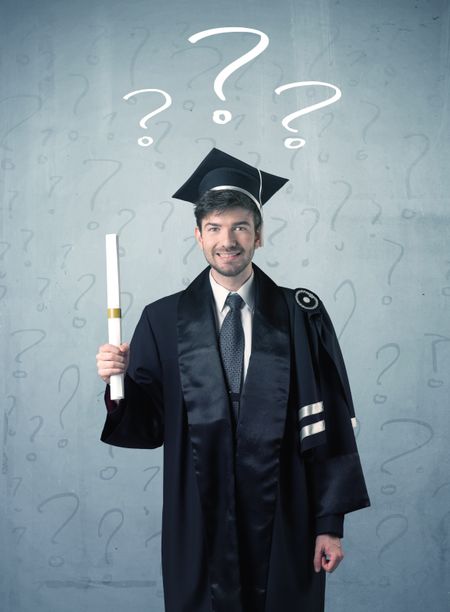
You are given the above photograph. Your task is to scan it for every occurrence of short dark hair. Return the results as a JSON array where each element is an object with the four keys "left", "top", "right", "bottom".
[{"left": 194, "top": 189, "right": 262, "bottom": 232}]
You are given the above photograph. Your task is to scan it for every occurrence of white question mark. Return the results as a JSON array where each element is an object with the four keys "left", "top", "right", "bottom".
[
  {"left": 274, "top": 81, "right": 342, "bottom": 148},
  {"left": 122, "top": 88, "right": 172, "bottom": 147},
  {"left": 188, "top": 27, "right": 270, "bottom": 125}
]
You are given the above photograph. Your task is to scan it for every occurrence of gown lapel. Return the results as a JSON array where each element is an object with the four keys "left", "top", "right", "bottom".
[
  {"left": 177, "top": 264, "right": 291, "bottom": 612},
  {"left": 235, "top": 264, "right": 291, "bottom": 611},
  {"left": 177, "top": 267, "right": 242, "bottom": 611}
]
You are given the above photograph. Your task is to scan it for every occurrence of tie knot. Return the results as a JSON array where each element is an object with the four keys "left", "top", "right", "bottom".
[{"left": 225, "top": 292, "right": 244, "bottom": 311}]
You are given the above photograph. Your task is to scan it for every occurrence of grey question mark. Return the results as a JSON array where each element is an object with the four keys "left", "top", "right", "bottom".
[
  {"left": 380, "top": 418, "right": 433, "bottom": 494},
  {"left": 57, "top": 364, "right": 80, "bottom": 448},
  {"left": 373, "top": 343, "right": 400, "bottom": 404},
  {"left": 355, "top": 100, "right": 380, "bottom": 159},
  {"left": 10, "top": 328, "right": 46, "bottom": 378},
  {"left": 83, "top": 159, "right": 122, "bottom": 230},
  {"left": 376, "top": 513, "right": 409, "bottom": 585},
  {"left": 20, "top": 229, "right": 34, "bottom": 267},
  {"left": 300, "top": 208, "right": 320, "bottom": 267},
  {"left": 116, "top": 208, "right": 137, "bottom": 256},
  {"left": 0, "top": 94, "right": 43, "bottom": 152},
  {"left": 333, "top": 280, "right": 357, "bottom": 340},
  {"left": 36, "top": 277, "right": 50, "bottom": 312},
  {"left": 37, "top": 492, "right": 80, "bottom": 567},
  {"left": 60, "top": 244, "right": 73, "bottom": 269},
  {"left": 424, "top": 333, "right": 450, "bottom": 388},
  {"left": 27, "top": 415, "right": 44, "bottom": 462},
  {"left": 265, "top": 217, "right": 287, "bottom": 268},
  {"left": 129, "top": 26, "right": 151, "bottom": 88},
  {"left": 330, "top": 180, "right": 352, "bottom": 250},
  {"left": 98, "top": 508, "right": 124, "bottom": 565},
  {"left": 158, "top": 201, "right": 175, "bottom": 254},
  {"left": 381, "top": 239, "right": 404, "bottom": 305},
  {"left": 182, "top": 235, "right": 197, "bottom": 265},
  {"left": 404, "top": 133, "right": 430, "bottom": 199},
  {"left": 73, "top": 273, "right": 96, "bottom": 328}
]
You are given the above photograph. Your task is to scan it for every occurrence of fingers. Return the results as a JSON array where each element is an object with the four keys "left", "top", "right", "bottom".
[
  {"left": 321, "top": 545, "right": 344, "bottom": 572},
  {"left": 313, "top": 544, "right": 323, "bottom": 573},
  {"left": 96, "top": 343, "right": 130, "bottom": 383},
  {"left": 313, "top": 535, "right": 344, "bottom": 573}
]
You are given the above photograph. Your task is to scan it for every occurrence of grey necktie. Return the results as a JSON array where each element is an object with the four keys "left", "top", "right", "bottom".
[{"left": 219, "top": 293, "right": 245, "bottom": 426}]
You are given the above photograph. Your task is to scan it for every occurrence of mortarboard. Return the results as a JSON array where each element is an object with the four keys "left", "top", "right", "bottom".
[{"left": 172, "top": 147, "right": 289, "bottom": 210}]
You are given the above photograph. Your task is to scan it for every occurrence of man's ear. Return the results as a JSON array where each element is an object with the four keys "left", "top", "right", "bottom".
[
  {"left": 254, "top": 225, "right": 262, "bottom": 249},
  {"left": 194, "top": 225, "right": 203, "bottom": 249}
]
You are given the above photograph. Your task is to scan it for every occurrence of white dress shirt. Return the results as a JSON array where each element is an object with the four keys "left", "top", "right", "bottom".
[{"left": 209, "top": 270, "right": 255, "bottom": 382}]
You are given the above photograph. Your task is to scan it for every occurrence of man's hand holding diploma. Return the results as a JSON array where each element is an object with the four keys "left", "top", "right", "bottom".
[{"left": 96, "top": 342, "right": 130, "bottom": 384}]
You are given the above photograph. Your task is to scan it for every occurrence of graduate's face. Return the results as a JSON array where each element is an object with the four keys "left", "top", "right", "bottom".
[{"left": 195, "top": 207, "right": 261, "bottom": 285}]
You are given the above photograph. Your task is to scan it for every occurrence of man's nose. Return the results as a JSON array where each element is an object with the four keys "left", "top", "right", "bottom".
[{"left": 221, "top": 229, "right": 237, "bottom": 246}]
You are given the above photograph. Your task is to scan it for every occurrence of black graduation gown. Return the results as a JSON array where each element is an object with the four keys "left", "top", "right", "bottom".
[{"left": 101, "top": 265, "right": 370, "bottom": 612}]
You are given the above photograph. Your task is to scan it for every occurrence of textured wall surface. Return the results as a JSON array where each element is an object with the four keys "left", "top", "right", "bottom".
[{"left": 1, "top": 0, "right": 449, "bottom": 610}]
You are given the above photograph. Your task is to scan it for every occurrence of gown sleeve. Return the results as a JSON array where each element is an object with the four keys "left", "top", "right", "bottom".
[
  {"left": 288, "top": 288, "right": 370, "bottom": 537},
  {"left": 305, "top": 300, "right": 370, "bottom": 529},
  {"left": 100, "top": 306, "right": 164, "bottom": 449}
]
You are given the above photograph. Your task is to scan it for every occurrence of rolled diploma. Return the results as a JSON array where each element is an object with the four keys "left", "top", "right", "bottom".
[{"left": 105, "top": 234, "right": 124, "bottom": 400}]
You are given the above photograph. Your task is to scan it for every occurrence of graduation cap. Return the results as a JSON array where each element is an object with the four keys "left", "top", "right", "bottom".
[{"left": 172, "top": 147, "right": 289, "bottom": 210}]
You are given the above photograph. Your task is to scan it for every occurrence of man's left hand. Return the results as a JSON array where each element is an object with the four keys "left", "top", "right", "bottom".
[{"left": 313, "top": 534, "right": 344, "bottom": 573}]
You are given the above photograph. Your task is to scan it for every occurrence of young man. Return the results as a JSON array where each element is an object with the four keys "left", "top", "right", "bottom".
[{"left": 96, "top": 148, "right": 370, "bottom": 612}]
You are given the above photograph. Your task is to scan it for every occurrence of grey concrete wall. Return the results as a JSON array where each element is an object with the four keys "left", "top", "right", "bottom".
[{"left": 1, "top": 0, "right": 449, "bottom": 610}]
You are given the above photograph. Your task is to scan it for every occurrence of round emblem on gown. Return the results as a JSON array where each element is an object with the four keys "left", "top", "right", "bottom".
[{"left": 295, "top": 288, "right": 319, "bottom": 310}]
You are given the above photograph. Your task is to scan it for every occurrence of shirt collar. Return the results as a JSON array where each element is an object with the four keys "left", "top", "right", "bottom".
[{"left": 209, "top": 269, "right": 255, "bottom": 312}]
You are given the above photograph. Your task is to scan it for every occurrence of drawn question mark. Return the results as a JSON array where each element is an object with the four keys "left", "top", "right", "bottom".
[
  {"left": 381, "top": 238, "right": 404, "bottom": 305},
  {"left": 302, "top": 208, "right": 320, "bottom": 242},
  {"left": 265, "top": 217, "right": 287, "bottom": 268},
  {"left": 98, "top": 508, "right": 124, "bottom": 565},
  {"left": 57, "top": 364, "right": 80, "bottom": 448},
  {"left": 103, "top": 111, "right": 117, "bottom": 141},
  {"left": 83, "top": 158, "right": 122, "bottom": 230},
  {"left": 116, "top": 208, "right": 136, "bottom": 256},
  {"left": 0, "top": 241, "right": 11, "bottom": 266},
  {"left": 86, "top": 25, "right": 107, "bottom": 65},
  {"left": 317, "top": 112, "right": 334, "bottom": 162},
  {"left": 404, "top": 133, "right": 430, "bottom": 199},
  {"left": 73, "top": 273, "right": 96, "bottom": 328},
  {"left": 188, "top": 27, "right": 270, "bottom": 124},
  {"left": 143, "top": 466, "right": 161, "bottom": 492},
  {"left": 298, "top": 208, "right": 320, "bottom": 267},
  {"left": 0, "top": 94, "right": 43, "bottom": 152},
  {"left": 10, "top": 328, "right": 46, "bottom": 378},
  {"left": 330, "top": 180, "right": 352, "bottom": 250},
  {"left": 182, "top": 235, "right": 198, "bottom": 265},
  {"left": 424, "top": 333, "right": 450, "bottom": 388},
  {"left": 158, "top": 201, "right": 175, "bottom": 254},
  {"left": 6, "top": 190, "right": 19, "bottom": 219},
  {"left": 4, "top": 395, "right": 17, "bottom": 439},
  {"left": 376, "top": 513, "right": 409, "bottom": 580},
  {"left": 274, "top": 81, "right": 342, "bottom": 148},
  {"left": 380, "top": 418, "right": 433, "bottom": 495},
  {"left": 36, "top": 277, "right": 50, "bottom": 312},
  {"left": 129, "top": 26, "right": 151, "bottom": 89},
  {"left": 432, "top": 482, "right": 450, "bottom": 563},
  {"left": 373, "top": 343, "right": 400, "bottom": 404},
  {"left": 122, "top": 89, "right": 172, "bottom": 146},
  {"left": 333, "top": 280, "right": 357, "bottom": 340},
  {"left": 37, "top": 492, "right": 80, "bottom": 567},
  {"left": 27, "top": 415, "right": 44, "bottom": 462},
  {"left": 60, "top": 243, "right": 73, "bottom": 269},
  {"left": 9, "top": 475, "right": 23, "bottom": 511},
  {"left": 20, "top": 228, "right": 34, "bottom": 267}
]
